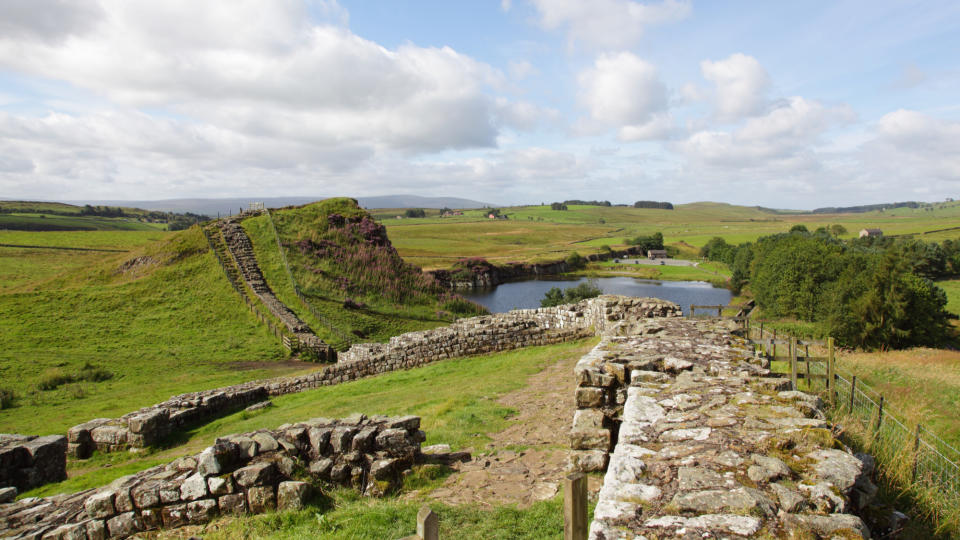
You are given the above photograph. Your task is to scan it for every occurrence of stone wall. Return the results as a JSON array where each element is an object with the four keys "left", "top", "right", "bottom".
[
  {"left": 67, "top": 295, "right": 681, "bottom": 459},
  {"left": 428, "top": 247, "right": 646, "bottom": 289},
  {"left": 3, "top": 414, "right": 425, "bottom": 539},
  {"left": 571, "top": 318, "right": 881, "bottom": 539},
  {"left": 0, "top": 435, "right": 67, "bottom": 496}
]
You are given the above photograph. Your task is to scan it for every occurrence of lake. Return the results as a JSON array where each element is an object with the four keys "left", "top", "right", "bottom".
[{"left": 460, "top": 276, "right": 732, "bottom": 315}]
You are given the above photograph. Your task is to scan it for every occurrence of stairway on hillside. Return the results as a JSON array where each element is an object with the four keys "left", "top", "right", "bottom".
[{"left": 218, "top": 217, "right": 331, "bottom": 358}]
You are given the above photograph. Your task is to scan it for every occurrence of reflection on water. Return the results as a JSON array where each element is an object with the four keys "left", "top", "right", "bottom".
[{"left": 460, "top": 276, "right": 731, "bottom": 315}]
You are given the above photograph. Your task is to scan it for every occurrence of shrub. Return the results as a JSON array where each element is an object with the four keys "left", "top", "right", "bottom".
[
  {"left": 441, "top": 295, "right": 489, "bottom": 317},
  {"left": 541, "top": 280, "right": 603, "bottom": 307},
  {"left": 565, "top": 252, "right": 586, "bottom": 270},
  {"left": 79, "top": 363, "right": 113, "bottom": 383},
  {"left": 36, "top": 369, "right": 75, "bottom": 391},
  {"left": 0, "top": 387, "right": 15, "bottom": 409}
]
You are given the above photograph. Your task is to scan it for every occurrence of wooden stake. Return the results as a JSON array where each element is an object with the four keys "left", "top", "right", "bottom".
[
  {"left": 417, "top": 506, "right": 438, "bottom": 540},
  {"left": 564, "top": 472, "right": 587, "bottom": 540}
]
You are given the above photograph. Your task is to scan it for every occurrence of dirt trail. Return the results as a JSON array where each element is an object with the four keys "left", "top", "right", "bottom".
[{"left": 423, "top": 346, "right": 601, "bottom": 508}]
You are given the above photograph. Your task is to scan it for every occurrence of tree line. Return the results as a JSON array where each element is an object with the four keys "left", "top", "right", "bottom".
[{"left": 701, "top": 228, "right": 958, "bottom": 349}]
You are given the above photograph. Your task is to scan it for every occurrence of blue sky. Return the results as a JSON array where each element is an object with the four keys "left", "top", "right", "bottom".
[{"left": 0, "top": 0, "right": 958, "bottom": 208}]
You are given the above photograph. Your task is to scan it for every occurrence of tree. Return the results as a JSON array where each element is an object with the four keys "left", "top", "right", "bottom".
[
  {"left": 789, "top": 224, "right": 809, "bottom": 233},
  {"left": 540, "top": 280, "right": 603, "bottom": 307},
  {"left": 565, "top": 251, "right": 586, "bottom": 270},
  {"left": 404, "top": 208, "right": 426, "bottom": 218},
  {"left": 551, "top": 202, "right": 568, "bottom": 210},
  {"left": 829, "top": 224, "right": 847, "bottom": 237}
]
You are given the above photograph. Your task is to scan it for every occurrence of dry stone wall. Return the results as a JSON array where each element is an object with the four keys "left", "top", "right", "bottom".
[
  {"left": 573, "top": 318, "right": 879, "bottom": 539},
  {"left": 67, "top": 296, "right": 682, "bottom": 459},
  {"left": 3, "top": 414, "right": 424, "bottom": 539},
  {"left": 219, "top": 218, "right": 331, "bottom": 359},
  {"left": 0, "top": 435, "right": 67, "bottom": 497}
]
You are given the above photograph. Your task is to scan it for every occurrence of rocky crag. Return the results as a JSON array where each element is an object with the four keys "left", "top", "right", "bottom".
[
  {"left": 428, "top": 247, "right": 646, "bottom": 290},
  {"left": 67, "top": 296, "right": 682, "bottom": 459},
  {"left": 2, "top": 414, "right": 427, "bottom": 539},
  {"left": 572, "top": 318, "right": 880, "bottom": 539}
]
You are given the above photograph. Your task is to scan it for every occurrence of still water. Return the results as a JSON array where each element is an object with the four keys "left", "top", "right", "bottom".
[{"left": 460, "top": 276, "right": 731, "bottom": 315}]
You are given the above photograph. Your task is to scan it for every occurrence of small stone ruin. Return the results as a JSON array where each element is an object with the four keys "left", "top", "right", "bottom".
[{"left": 1, "top": 414, "right": 425, "bottom": 539}]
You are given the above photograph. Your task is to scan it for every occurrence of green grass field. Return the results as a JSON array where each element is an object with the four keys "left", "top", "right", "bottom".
[
  {"left": 0, "top": 213, "right": 166, "bottom": 231},
  {"left": 0, "top": 227, "right": 310, "bottom": 434},
  {"left": 23, "top": 339, "right": 596, "bottom": 500},
  {"left": 937, "top": 280, "right": 960, "bottom": 316},
  {"left": 382, "top": 201, "right": 960, "bottom": 269}
]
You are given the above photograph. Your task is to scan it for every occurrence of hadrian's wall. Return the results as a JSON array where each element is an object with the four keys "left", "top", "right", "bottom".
[
  {"left": 67, "top": 296, "right": 682, "bottom": 459},
  {"left": 2, "top": 414, "right": 426, "bottom": 539},
  {"left": 572, "top": 317, "right": 882, "bottom": 539}
]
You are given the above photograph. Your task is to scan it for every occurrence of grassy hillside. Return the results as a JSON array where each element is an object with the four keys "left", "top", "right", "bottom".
[
  {"left": 0, "top": 213, "right": 165, "bottom": 231},
  {"left": 0, "top": 227, "right": 311, "bottom": 434},
  {"left": 244, "top": 199, "right": 486, "bottom": 346},
  {"left": 382, "top": 201, "right": 960, "bottom": 269}
]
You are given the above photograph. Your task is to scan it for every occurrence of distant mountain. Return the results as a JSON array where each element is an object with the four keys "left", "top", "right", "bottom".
[{"left": 62, "top": 195, "right": 496, "bottom": 216}]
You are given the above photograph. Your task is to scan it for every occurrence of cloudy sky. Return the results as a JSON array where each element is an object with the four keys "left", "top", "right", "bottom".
[{"left": 1, "top": 0, "right": 958, "bottom": 208}]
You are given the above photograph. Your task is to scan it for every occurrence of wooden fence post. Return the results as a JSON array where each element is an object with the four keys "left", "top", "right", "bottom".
[
  {"left": 417, "top": 506, "right": 438, "bottom": 540},
  {"left": 790, "top": 337, "right": 798, "bottom": 390},
  {"left": 827, "top": 337, "right": 835, "bottom": 403},
  {"left": 772, "top": 330, "right": 777, "bottom": 358},
  {"left": 564, "top": 472, "right": 587, "bottom": 540}
]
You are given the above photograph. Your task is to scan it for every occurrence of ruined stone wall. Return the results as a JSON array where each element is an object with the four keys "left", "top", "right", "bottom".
[
  {"left": 571, "top": 318, "right": 880, "bottom": 539},
  {"left": 67, "top": 296, "right": 682, "bottom": 458},
  {"left": 0, "top": 435, "right": 67, "bottom": 498},
  {"left": 3, "top": 415, "right": 424, "bottom": 539}
]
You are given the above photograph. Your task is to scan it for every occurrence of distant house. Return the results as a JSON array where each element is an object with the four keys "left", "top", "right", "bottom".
[
  {"left": 647, "top": 249, "right": 669, "bottom": 260},
  {"left": 859, "top": 228, "right": 883, "bottom": 238},
  {"left": 488, "top": 213, "right": 497, "bottom": 219}
]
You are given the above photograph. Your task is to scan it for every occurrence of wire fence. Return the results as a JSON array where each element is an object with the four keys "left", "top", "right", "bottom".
[
  {"left": 743, "top": 318, "right": 960, "bottom": 526},
  {"left": 263, "top": 208, "right": 356, "bottom": 349}
]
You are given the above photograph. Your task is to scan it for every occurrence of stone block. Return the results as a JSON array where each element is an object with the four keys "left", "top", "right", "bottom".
[
  {"left": 232, "top": 436, "right": 259, "bottom": 459},
  {"left": 251, "top": 432, "right": 279, "bottom": 453},
  {"left": 130, "top": 482, "right": 160, "bottom": 509},
  {"left": 386, "top": 415, "right": 420, "bottom": 431},
  {"left": 85, "top": 519, "right": 107, "bottom": 540},
  {"left": 309, "top": 458, "right": 333, "bottom": 478},
  {"left": 83, "top": 491, "right": 115, "bottom": 519},
  {"left": 90, "top": 426, "right": 127, "bottom": 447},
  {"left": 140, "top": 508, "right": 162, "bottom": 530},
  {"left": 570, "top": 428, "right": 611, "bottom": 451},
  {"left": 161, "top": 504, "right": 188, "bottom": 529},
  {"left": 106, "top": 511, "right": 142, "bottom": 538},
  {"left": 208, "top": 475, "right": 232, "bottom": 496},
  {"left": 218, "top": 493, "right": 247, "bottom": 514},
  {"left": 329, "top": 427, "right": 357, "bottom": 453},
  {"left": 186, "top": 498, "right": 218, "bottom": 523},
  {"left": 308, "top": 427, "right": 331, "bottom": 456},
  {"left": 197, "top": 440, "right": 241, "bottom": 477},
  {"left": 277, "top": 481, "right": 311, "bottom": 511},
  {"left": 569, "top": 450, "right": 608, "bottom": 472},
  {"left": 180, "top": 472, "right": 208, "bottom": 501},
  {"left": 126, "top": 409, "right": 167, "bottom": 435},
  {"left": 233, "top": 462, "right": 277, "bottom": 488},
  {"left": 247, "top": 485, "right": 276, "bottom": 513},
  {"left": 0, "top": 486, "right": 17, "bottom": 504},
  {"left": 351, "top": 427, "right": 378, "bottom": 453},
  {"left": 575, "top": 387, "right": 605, "bottom": 408}
]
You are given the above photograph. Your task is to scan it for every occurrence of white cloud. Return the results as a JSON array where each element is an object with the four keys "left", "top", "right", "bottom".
[
  {"left": 531, "top": 0, "right": 691, "bottom": 49},
  {"left": 860, "top": 109, "right": 960, "bottom": 184},
  {"left": 0, "top": 1, "right": 511, "bottom": 154},
  {"left": 618, "top": 113, "right": 674, "bottom": 141},
  {"left": 701, "top": 53, "right": 770, "bottom": 120},
  {"left": 0, "top": 0, "right": 104, "bottom": 43},
  {"left": 679, "top": 97, "right": 853, "bottom": 168},
  {"left": 578, "top": 52, "right": 668, "bottom": 137},
  {"left": 508, "top": 60, "right": 536, "bottom": 80}
]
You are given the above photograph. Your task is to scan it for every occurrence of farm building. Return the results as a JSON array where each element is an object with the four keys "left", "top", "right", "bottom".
[
  {"left": 859, "top": 228, "right": 883, "bottom": 238},
  {"left": 647, "top": 249, "right": 669, "bottom": 259}
]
